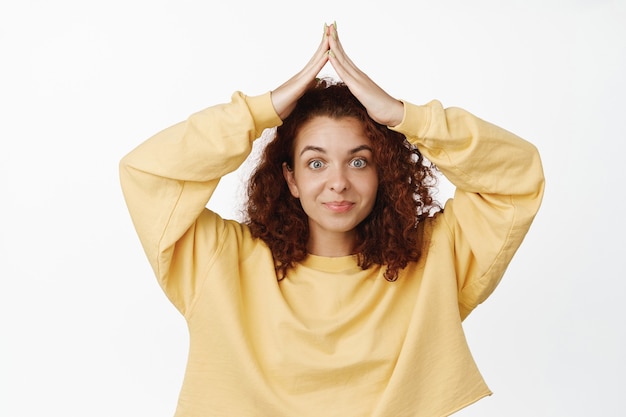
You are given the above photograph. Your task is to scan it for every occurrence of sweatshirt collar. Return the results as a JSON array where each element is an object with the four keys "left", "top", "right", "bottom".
[{"left": 299, "top": 254, "right": 361, "bottom": 273}]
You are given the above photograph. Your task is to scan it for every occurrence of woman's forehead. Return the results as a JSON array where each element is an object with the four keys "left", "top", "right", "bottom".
[{"left": 294, "top": 116, "right": 370, "bottom": 154}]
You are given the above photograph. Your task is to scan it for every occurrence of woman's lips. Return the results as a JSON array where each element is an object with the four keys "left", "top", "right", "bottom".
[{"left": 323, "top": 201, "right": 355, "bottom": 213}]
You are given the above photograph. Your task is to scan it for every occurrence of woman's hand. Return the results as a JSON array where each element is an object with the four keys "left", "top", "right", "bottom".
[
  {"left": 271, "top": 25, "right": 331, "bottom": 120},
  {"left": 272, "top": 23, "right": 404, "bottom": 127},
  {"left": 327, "top": 23, "right": 404, "bottom": 127}
]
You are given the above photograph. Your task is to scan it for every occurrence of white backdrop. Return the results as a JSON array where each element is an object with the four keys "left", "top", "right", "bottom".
[{"left": 1, "top": 0, "right": 624, "bottom": 416}]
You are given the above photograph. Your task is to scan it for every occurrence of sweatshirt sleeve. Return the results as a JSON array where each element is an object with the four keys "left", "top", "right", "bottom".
[
  {"left": 119, "top": 92, "right": 282, "bottom": 315},
  {"left": 391, "top": 100, "right": 545, "bottom": 320}
]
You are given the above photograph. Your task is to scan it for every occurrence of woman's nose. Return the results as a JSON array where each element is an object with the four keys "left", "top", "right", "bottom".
[{"left": 328, "top": 167, "right": 349, "bottom": 192}]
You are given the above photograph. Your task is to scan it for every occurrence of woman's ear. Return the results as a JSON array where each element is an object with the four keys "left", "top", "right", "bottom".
[{"left": 282, "top": 162, "right": 300, "bottom": 198}]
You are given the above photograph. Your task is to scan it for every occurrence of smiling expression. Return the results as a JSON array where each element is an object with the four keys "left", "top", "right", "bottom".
[{"left": 282, "top": 116, "right": 379, "bottom": 254}]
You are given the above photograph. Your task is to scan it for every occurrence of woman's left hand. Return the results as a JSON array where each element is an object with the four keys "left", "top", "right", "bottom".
[{"left": 326, "top": 23, "right": 404, "bottom": 127}]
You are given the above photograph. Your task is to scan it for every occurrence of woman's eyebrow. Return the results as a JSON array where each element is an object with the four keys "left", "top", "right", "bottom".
[
  {"left": 300, "top": 145, "right": 326, "bottom": 156},
  {"left": 299, "top": 144, "right": 373, "bottom": 157},
  {"left": 349, "top": 145, "right": 373, "bottom": 154}
]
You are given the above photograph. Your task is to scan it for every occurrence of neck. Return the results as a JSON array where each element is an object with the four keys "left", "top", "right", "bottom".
[{"left": 307, "top": 230, "right": 356, "bottom": 257}]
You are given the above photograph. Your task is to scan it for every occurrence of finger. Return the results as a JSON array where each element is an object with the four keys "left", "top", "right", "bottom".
[
  {"left": 328, "top": 22, "right": 347, "bottom": 60},
  {"left": 327, "top": 24, "right": 364, "bottom": 84},
  {"left": 301, "top": 24, "right": 331, "bottom": 76},
  {"left": 328, "top": 23, "right": 358, "bottom": 69}
]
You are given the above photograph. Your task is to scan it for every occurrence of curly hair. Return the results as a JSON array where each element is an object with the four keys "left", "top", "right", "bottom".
[{"left": 245, "top": 79, "right": 441, "bottom": 281}]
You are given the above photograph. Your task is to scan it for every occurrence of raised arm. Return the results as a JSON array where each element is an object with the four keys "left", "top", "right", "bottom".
[
  {"left": 119, "top": 27, "right": 332, "bottom": 314},
  {"left": 119, "top": 93, "right": 281, "bottom": 312},
  {"left": 398, "top": 100, "right": 544, "bottom": 317},
  {"left": 325, "top": 23, "right": 544, "bottom": 318}
]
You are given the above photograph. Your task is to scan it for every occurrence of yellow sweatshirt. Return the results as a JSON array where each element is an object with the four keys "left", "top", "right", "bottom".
[{"left": 120, "top": 92, "right": 544, "bottom": 417}]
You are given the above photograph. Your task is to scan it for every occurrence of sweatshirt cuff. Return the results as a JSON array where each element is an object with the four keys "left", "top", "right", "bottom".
[
  {"left": 389, "top": 100, "right": 434, "bottom": 141},
  {"left": 244, "top": 92, "right": 283, "bottom": 138}
]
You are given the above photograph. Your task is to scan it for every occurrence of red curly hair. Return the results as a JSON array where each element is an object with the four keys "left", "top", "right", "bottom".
[{"left": 245, "top": 79, "right": 441, "bottom": 281}]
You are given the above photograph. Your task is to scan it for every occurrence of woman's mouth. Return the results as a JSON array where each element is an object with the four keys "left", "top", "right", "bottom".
[{"left": 323, "top": 201, "right": 355, "bottom": 213}]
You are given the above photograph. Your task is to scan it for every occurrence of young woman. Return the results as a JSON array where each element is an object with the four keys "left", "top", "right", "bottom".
[{"left": 120, "top": 23, "right": 544, "bottom": 417}]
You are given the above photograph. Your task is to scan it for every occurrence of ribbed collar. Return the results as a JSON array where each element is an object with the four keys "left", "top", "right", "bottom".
[{"left": 299, "top": 254, "right": 361, "bottom": 273}]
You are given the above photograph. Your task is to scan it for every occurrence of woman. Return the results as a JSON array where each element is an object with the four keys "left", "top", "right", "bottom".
[
  {"left": 120, "top": 23, "right": 544, "bottom": 417},
  {"left": 246, "top": 78, "right": 440, "bottom": 282}
]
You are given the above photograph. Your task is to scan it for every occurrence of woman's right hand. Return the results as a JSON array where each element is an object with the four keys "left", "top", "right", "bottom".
[{"left": 271, "top": 24, "right": 331, "bottom": 120}]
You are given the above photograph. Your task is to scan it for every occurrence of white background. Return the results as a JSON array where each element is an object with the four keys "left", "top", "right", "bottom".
[{"left": 1, "top": 0, "right": 625, "bottom": 415}]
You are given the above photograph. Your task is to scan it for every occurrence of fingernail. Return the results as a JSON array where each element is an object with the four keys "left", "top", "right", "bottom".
[
  {"left": 327, "top": 50, "right": 336, "bottom": 58},
  {"left": 332, "top": 21, "right": 338, "bottom": 40},
  {"left": 323, "top": 22, "right": 328, "bottom": 37}
]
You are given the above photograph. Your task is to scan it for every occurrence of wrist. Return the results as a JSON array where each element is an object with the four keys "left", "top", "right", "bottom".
[{"left": 386, "top": 100, "right": 405, "bottom": 127}]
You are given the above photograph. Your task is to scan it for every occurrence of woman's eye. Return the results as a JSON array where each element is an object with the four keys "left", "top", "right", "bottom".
[
  {"left": 308, "top": 160, "right": 325, "bottom": 170},
  {"left": 350, "top": 158, "right": 367, "bottom": 168}
]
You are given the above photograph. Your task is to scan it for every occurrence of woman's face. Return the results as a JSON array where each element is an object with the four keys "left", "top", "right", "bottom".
[{"left": 282, "top": 116, "right": 378, "bottom": 252}]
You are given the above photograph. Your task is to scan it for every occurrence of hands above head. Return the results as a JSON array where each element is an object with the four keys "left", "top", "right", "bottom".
[{"left": 271, "top": 22, "right": 404, "bottom": 127}]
